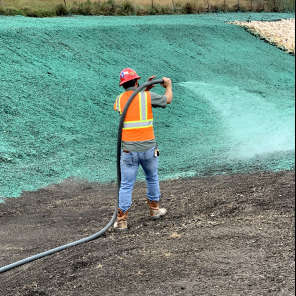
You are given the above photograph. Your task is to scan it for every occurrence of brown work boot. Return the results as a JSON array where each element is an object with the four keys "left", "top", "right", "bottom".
[
  {"left": 147, "top": 200, "right": 167, "bottom": 219},
  {"left": 114, "top": 209, "right": 128, "bottom": 230}
]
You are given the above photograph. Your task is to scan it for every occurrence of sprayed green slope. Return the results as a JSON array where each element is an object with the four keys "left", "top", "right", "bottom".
[{"left": 0, "top": 13, "right": 294, "bottom": 198}]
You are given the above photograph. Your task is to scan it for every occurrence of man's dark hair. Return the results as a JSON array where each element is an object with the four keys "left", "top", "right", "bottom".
[{"left": 122, "top": 79, "right": 138, "bottom": 90}]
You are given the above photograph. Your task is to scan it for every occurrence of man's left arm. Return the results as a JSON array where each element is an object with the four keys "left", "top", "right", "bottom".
[{"left": 150, "top": 91, "right": 167, "bottom": 108}]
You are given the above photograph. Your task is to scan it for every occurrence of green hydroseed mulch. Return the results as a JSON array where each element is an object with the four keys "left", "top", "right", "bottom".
[{"left": 0, "top": 13, "right": 294, "bottom": 199}]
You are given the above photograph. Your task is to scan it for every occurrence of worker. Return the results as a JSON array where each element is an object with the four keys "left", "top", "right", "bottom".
[{"left": 113, "top": 68, "right": 173, "bottom": 230}]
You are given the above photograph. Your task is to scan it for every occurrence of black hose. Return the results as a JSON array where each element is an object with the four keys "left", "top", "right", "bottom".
[{"left": 0, "top": 79, "right": 164, "bottom": 273}]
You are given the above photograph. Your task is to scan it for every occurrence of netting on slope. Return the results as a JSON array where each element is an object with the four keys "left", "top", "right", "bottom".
[{"left": 0, "top": 13, "right": 294, "bottom": 198}]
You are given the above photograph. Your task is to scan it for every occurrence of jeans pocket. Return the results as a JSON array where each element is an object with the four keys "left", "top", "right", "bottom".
[
  {"left": 121, "top": 151, "right": 133, "bottom": 166},
  {"left": 142, "top": 147, "right": 155, "bottom": 160}
]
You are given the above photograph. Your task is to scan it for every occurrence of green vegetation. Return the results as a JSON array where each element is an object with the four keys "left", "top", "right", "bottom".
[{"left": 0, "top": 0, "right": 294, "bottom": 17}]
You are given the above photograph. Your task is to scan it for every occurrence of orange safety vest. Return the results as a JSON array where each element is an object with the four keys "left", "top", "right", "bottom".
[{"left": 114, "top": 90, "right": 155, "bottom": 142}]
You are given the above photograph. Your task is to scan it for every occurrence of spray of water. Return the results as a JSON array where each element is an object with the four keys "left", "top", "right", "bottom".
[{"left": 179, "top": 81, "right": 295, "bottom": 160}]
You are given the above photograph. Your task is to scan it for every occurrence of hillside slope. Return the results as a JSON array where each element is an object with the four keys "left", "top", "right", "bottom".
[{"left": 0, "top": 13, "right": 294, "bottom": 197}]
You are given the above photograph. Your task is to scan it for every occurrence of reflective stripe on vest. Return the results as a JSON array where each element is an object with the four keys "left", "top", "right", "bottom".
[
  {"left": 115, "top": 93, "right": 124, "bottom": 114},
  {"left": 123, "top": 120, "right": 154, "bottom": 129}
]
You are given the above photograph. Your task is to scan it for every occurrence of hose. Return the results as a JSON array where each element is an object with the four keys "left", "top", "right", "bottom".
[{"left": 0, "top": 79, "right": 163, "bottom": 273}]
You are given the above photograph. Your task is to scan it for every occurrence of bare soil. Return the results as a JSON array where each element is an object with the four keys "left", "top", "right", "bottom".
[{"left": 0, "top": 170, "right": 295, "bottom": 296}]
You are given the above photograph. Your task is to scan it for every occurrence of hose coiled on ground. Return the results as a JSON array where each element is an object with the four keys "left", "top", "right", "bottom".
[{"left": 0, "top": 79, "right": 164, "bottom": 273}]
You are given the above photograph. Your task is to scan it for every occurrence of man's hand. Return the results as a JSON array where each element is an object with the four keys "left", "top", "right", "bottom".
[
  {"left": 162, "top": 77, "right": 172, "bottom": 88},
  {"left": 162, "top": 77, "right": 173, "bottom": 104},
  {"left": 145, "top": 75, "right": 156, "bottom": 91}
]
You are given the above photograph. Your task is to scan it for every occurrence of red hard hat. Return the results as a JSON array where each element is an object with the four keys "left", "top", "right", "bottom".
[{"left": 119, "top": 68, "right": 141, "bottom": 86}]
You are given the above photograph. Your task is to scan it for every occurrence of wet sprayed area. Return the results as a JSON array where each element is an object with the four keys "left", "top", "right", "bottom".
[{"left": 0, "top": 13, "right": 294, "bottom": 198}]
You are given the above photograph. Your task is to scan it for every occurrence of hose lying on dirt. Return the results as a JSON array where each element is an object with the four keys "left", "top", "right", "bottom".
[{"left": 0, "top": 79, "right": 164, "bottom": 273}]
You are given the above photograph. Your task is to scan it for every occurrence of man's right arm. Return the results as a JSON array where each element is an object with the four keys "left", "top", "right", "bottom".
[{"left": 162, "top": 77, "right": 173, "bottom": 104}]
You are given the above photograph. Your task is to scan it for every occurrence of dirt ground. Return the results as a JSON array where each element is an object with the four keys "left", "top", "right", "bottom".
[{"left": 0, "top": 170, "right": 295, "bottom": 295}]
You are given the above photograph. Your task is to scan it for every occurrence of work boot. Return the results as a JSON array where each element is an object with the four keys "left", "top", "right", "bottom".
[
  {"left": 114, "top": 209, "right": 128, "bottom": 231},
  {"left": 147, "top": 200, "right": 167, "bottom": 219}
]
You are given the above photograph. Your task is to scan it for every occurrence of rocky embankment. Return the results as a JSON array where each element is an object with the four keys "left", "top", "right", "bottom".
[{"left": 231, "top": 18, "right": 295, "bottom": 54}]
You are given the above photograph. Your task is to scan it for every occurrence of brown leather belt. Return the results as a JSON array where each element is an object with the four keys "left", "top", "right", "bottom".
[{"left": 123, "top": 150, "right": 130, "bottom": 153}]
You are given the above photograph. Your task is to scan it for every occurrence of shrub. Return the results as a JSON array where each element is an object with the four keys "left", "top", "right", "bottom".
[
  {"left": 100, "top": 0, "right": 118, "bottom": 15},
  {"left": 135, "top": 7, "right": 147, "bottom": 16},
  {"left": 159, "top": 5, "right": 173, "bottom": 14},
  {"left": 173, "top": 2, "right": 185, "bottom": 14},
  {"left": 55, "top": 4, "right": 69, "bottom": 16},
  {"left": 1, "top": 8, "right": 22, "bottom": 16},
  {"left": 70, "top": 0, "right": 93, "bottom": 15},
  {"left": 147, "top": 5, "right": 162, "bottom": 15},
  {"left": 1, "top": 0, "right": 293, "bottom": 17},
  {"left": 183, "top": 2, "right": 194, "bottom": 14},
  {"left": 117, "top": 0, "right": 135, "bottom": 15},
  {"left": 210, "top": 5, "right": 221, "bottom": 12}
]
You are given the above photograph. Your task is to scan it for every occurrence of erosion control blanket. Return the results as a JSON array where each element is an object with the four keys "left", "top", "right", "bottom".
[{"left": 0, "top": 13, "right": 295, "bottom": 198}]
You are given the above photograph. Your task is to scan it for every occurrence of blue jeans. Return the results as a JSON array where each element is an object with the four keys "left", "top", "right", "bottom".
[{"left": 119, "top": 147, "right": 160, "bottom": 213}]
